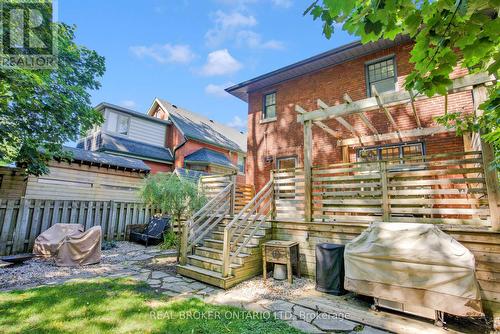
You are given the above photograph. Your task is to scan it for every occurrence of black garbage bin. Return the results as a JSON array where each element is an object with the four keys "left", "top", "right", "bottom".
[{"left": 315, "top": 243, "right": 346, "bottom": 295}]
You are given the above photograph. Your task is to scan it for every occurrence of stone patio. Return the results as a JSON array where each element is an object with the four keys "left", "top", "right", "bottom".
[{"left": 0, "top": 242, "right": 487, "bottom": 334}]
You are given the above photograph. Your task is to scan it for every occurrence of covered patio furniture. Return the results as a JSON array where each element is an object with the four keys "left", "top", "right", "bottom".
[
  {"left": 344, "top": 222, "right": 483, "bottom": 322},
  {"left": 55, "top": 226, "right": 102, "bottom": 266},
  {"left": 33, "top": 223, "right": 84, "bottom": 257},
  {"left": 129, "top": 216, "right": 171, "bottom": 246}
]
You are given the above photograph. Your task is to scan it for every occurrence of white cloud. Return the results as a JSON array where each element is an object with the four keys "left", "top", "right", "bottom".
[
  {"left": 130, "top": 43, "right": 195, "bottom": 64},
  {"left": 205, "top": 82, "right": 235, "bottom": 98},
  {"left": 205, "top": 10, "right": 257, "bottom": 47},
  {"left": 200, "top": 49, "right": 242, "bottom": 76},
  {"left": 120, "top": 100, "right": 137, "bottom": 109},
  {"left": 237, "top": 30, "right": 284, "bottom": 50},
  {"left": 226, "top": 115, "right": 247, "bottom": 130},
  {"left": 272, "top": 0, "right": 292, "bottom": 8}
]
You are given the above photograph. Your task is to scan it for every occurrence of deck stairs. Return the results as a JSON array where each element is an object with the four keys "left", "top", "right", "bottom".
[{"left": 177, "top": 178, "right": 274, "bottom": 289}]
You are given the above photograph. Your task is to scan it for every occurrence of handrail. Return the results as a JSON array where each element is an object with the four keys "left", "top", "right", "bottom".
[
  {"left": 222, "top": 176, "right": 274, "bottom": 277},
  {"left": 179, "top": 181, "right": 233, "bottom": 265}
]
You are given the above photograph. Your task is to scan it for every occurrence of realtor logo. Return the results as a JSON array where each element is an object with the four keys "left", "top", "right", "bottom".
[{"left": 0, "top": 0, "right": 57, "bottom": 69}]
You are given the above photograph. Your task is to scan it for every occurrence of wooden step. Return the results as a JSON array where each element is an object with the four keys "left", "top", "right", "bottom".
[
  {"left": 202, "top": 238, "right": 261, "bottom": 254},
  {"left": 194, "top": 246, "right": 249, "bottom": 264},
  {"left": 187, "top": 254, "right": 241, "bottom": 272},
  {"left": 210, "top": 231, "right": 264, "bottom": 245},
  {"left": 213, "top": 225, "right": 269, "bottom": 236},
  {"left": 176, "top": 264, "right": 231, "bottom": 289}
]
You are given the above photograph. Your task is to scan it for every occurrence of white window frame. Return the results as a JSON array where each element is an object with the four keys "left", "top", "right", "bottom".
[
  {"left": 106, "top": 111, "right": 130, "bottom": 136},
  {"left": 262, "top": 92, "right": 277, "bottom": 121},
  {"left": 365, "top": 55, "right": 397, "bottom": 97}
]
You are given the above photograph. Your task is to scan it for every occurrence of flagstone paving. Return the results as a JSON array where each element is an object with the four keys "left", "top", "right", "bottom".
[{"left": 0, "top": 242, "right": 393, "bottom": 333}]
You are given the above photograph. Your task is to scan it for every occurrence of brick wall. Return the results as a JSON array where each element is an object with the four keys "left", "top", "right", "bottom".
[
  {"left": 246, "top": 42, "right": 472, "bottom": 190},
  {"left": 152, "top": 106, "right": 241, "bottom": 172},
  {"left": 143, "top": 160, "right": 173, "bottom": 174}
]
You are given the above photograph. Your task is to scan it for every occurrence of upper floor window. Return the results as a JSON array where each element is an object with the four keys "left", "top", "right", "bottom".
[
  {"left": 366, "top": 56, "right": 396, "bottom": 96},
  {"left": 237, "top": 154, "right": 246, "bottom": 174},
  {"left": 106, "top": 111, "right": 130, "bottom": 135},
  {"left": 263, "top": 92, "right": 276, "bottom": 120}
]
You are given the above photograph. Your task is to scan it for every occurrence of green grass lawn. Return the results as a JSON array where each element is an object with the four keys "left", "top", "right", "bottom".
[{"left": 0, "top": 278, "right": 303, "bottom": 334}]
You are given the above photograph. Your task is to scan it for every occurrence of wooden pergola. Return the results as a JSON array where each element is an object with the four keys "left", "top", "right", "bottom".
[{"left": 295, "top": 72, "right": 500, "bottom": 230}]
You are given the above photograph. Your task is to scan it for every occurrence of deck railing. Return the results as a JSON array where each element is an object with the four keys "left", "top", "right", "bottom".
[
  {"left": 273, "top": 151, "right": 495, "bottom": 227},
  {"left": 221, "top": 176, "right": 274, "bottom": 277}
]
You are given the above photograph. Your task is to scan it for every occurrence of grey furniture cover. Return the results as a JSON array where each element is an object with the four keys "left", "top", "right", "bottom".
[{"left": 344, "top": 222, "right": 483, "bottom": 316}]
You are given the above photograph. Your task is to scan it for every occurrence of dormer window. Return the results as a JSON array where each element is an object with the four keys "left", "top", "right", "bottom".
[
  {"left": 106, "top": 111, "right": 130, "bottom": 135},
  {"left": 366, "top": 56, "right": 397, "bottom": 96}
]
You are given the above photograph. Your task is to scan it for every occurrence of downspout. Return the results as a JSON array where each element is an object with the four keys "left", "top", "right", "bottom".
[{"left": 173, "top": 136, "right": 188, "bottom": 169}]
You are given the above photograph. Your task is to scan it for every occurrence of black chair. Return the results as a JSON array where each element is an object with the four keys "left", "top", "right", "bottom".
[{"left": 129, "top": 216, "right": 171, "bottom": 247}]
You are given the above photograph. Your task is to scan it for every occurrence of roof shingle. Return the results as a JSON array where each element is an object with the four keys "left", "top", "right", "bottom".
[
  {"left": 156, "top": 99, "right": 246, "bottom": 153},
  {"left": 98, "top": 133, "right": 174, "bottom": 163},
  {"left": 63, "top": 146, "right": 150, "bottom": 171},
  {"left": 184, "top": 148, "right": 236, "bottom": 169}
]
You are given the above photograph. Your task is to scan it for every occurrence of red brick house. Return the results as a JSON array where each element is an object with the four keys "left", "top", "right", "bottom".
[
  {"left": 226, "top": 35, "right": 475, "bottom": 190},
  {"left": 78, "top": 101, "right": 246, "bottom": 178}
]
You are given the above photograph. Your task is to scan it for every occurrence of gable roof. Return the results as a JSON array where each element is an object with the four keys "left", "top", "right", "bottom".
[
  {"left": 97, "top": 133, "right": 174, "bottom": 163},
  {"left": 62, "top": 146, "right": 150, "bottom": 172},
  {"left": 184, "top": 148, "right": 236, "bottom": 169},
  {"left": 96, "top": 102, "right": 171, "bottom": 125},
  {"left": 151, "top": 98, "right": 247, "bottom": 153},
  {"left": 226, "top": 35, "right": 412, "bottom": 102}
]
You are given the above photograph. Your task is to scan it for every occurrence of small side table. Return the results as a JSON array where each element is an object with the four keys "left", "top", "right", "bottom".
[{"left": 262, "top": 240, "right": 300, "bottom": 283}]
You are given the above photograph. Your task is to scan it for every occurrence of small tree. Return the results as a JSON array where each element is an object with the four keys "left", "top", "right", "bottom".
[{"left": 139, "top": 173, "right": 206, "bottom": 257}]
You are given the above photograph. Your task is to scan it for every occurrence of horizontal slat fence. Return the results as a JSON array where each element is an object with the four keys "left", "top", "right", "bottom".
[
  {"left": 273, "top": 168, "right": 305, "bottom": 220},
  {"left": 199, "top": 174, "right": 233, "bottom": 200},
  {"left": 273, "top": 151, "right": 493, "bottom": 226},
  {"left": 199, "top": 173, "right": 255, "bottom": 212},
  {"left": 0, "top": 198, "right": 162, "bottom": 256},
  {"left": 235, "top": 184, "right": 255, "bottom": 212}
]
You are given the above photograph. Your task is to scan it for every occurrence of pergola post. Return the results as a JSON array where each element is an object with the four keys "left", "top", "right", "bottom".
[
  {"left": 303, "top": 120, "right": 313, "bottom": 222},
  {"left": 473, "top": 85, "right": 500, "bottom": 231}
]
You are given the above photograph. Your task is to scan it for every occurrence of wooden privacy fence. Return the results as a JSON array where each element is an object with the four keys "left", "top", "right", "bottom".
[
  {"left": 198, "top": 173, "right": 255, "bottom": 213},
  {"left": 273, "top": 151, "right": 495, "bottom": 226},
  {"left": 0, "top": 198, "right": 161, "bottom": 256}
]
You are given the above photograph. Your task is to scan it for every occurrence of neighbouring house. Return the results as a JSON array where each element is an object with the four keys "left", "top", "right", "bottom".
[
  {"left": 78, "top": 100, "right": 247, "bottom": 178},
  {"left": 147, "top": 98, "right": 247, "bottom": 179},
  {"left": 77, "top": 102, "right": 175, "bottom": 174},
  {"left": 226, "top": 35, "right": 476, "bottom": 190},
  {"left": 0, "top": 146, "right": 150, "bottom": 201}
]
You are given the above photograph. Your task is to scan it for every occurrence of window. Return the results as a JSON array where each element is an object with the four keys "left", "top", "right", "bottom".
[
  {"left": 106, "top": 111, "right": 130, "bottom": 135},
  {"left": 85, "top": 138, "right": 92, "bottom": 150},
  {"left": 357, "top": 142, "right": 424, "bottom": 169},
  {"left": 276, "top": 156, "right": 297, "bottom": 170},
  {"left": 237, "top": 154, "right": 246, "bottom": 174},
  {"left": 263, "top": 92, "right": 276, "bottom": 120},
  {"left": 366, "top": 56, "right": 397, "bottom": 96}
]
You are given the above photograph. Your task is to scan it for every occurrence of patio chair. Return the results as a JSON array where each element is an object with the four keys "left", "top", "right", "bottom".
[{"left": 129, "top": 216, "right": 171, "bottom": 247}]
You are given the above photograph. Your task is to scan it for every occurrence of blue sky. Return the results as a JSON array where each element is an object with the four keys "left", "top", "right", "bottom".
[{"left": 59, "top": 0, "right": 355, "bottom": 132}]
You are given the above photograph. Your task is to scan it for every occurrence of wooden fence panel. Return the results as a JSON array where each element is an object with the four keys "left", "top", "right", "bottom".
[
  {"left": 273, "top": 151, "right": 494, "bottom": 226},
  {"left": 273, "top": 168, "right": 306, "bottom": 221},
  {"left": 0, "top": 199, "right": 158, "bottom": 256}
]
